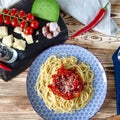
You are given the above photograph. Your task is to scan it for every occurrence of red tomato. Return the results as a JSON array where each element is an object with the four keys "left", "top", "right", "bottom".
[
  {"left": 30, "top": 20, "right": 39, "bottom": 29},
  {"left": 20, "top": 20, "right": 27, "bottom": 29},
  {"left": 26, "top": 13, "right": 35, "bottom": 21},
  {"left": 0, "top": 14, "right": 3, "bottom": 23},
  {"left": 4, "top": 16, "right": 11, "bottom": 25},
  {"left": 10, "top": 8, "right": 18, "bottom": 16},
  {"left": 18, "top": 10, "right": 26, "bottom": 18},
  {"left": 2, "top": 9, "right": 9, "bottom": 14},
  {"left": 24, "top": 27, "right": 33, "bottom": 35},
  {"left": 11, "top": 18, "right": 19, "bottom": 27}
]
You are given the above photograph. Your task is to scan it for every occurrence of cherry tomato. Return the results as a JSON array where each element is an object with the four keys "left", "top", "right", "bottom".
[
  {"left": 2, "top": 9, "right": 9, "bottom": 14},
  {"left": 10, "top": 8, "right": 18, "bottom": 16},
  {"left": 4, "top": 16, "right": 11, "bottom": 25},
  {"left": 11, "top": 18, "right": 19, "bottom": 27},
  {"left": 26, "top": 13, "right": 35, "bottom": 21},
  {"left": 0, "top": 14, "right": 3, "bottom": 23},
  {"left": 24, "top": 27, "right": 33, "bottom": 35},
  {"left": 20, "top": 20, "right": 27, "bottom": 29},
  {"left": 18, "top": 10, "right": 26, "bottom": 18},
  {"left": 30, "top": 20, "right": 39, "bottom": 29}
]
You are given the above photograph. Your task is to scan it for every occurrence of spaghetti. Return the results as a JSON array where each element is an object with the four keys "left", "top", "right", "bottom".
[{"left": 35, "top": 55, "right": 94, "bottom": 113}]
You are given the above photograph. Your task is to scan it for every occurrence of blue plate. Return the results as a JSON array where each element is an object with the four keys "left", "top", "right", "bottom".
[{"left": 26, "top": 44, "right": 107, "bottom": 120}]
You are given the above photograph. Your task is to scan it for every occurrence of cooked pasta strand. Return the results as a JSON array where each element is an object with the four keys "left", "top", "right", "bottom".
[{"left": 35, "top": 55, "right": 94, "bottom": 113}]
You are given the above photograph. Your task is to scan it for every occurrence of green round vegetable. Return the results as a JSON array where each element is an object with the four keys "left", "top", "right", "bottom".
[{"left": 31, "top": 0, "right": 60, "bottom": 22}]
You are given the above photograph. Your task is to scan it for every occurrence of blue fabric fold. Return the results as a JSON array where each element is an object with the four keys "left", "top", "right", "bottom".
[{"left": 112, "top": 47, "right": 120, "bottom": 115}]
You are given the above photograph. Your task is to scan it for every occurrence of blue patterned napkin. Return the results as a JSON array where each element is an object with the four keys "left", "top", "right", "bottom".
[{"left": 112, "top": 47, "right": 120, "bottom": 115}]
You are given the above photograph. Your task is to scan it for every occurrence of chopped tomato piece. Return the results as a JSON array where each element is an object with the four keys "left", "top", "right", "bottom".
[
  {"left": 74, "top": 92, "right": 80, "bottom": 98},
  {"left": 48, "top": 64, "right": 86, "bottom": 100}
]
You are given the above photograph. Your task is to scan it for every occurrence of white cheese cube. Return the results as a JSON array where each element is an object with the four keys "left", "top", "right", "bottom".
[
  {"left": 2, "top": 34, "right": 14, "bottom": 47},
  {"left": 25, "top": 35, "right": 33, "bottom": 44},
  {"left": 14, "top": 27, "right": 22, "bottom": 34},
  {"left": 0, "top": 26, "right": 8, "bottom": 39},
  {"left": 21, "top": 32, "right": 33, "bottom": 44},
  {"left": 13, "top": 38, "right": 26, "bottom": 51}
]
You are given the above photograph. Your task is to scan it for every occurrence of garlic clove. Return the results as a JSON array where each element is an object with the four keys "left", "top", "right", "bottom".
[
  {"left": 53, "top": 31, "right": 59, "bottom": 37},
  {"left": 42, "top": 26, "right": 49, "bottom": 37},
  {"left": 47, "top": 33, "right": 53, "bottom": 39},
  {"left": 49, "top": 22, "right": 58, "bottom": 32}
]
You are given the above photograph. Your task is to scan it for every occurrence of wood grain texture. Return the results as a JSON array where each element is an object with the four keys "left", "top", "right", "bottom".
[{"left": 0, "top": 1, "right": 120, "bottom": 120}]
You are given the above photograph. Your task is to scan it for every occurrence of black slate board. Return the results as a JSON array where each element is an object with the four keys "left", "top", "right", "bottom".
[{"left": 0, "top": 0, "right": 68, "bottom": 81}]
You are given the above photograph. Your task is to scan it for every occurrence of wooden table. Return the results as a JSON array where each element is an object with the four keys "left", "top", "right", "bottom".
[{"left": 0, "top": 0, "right": 120, "bottom": 120}]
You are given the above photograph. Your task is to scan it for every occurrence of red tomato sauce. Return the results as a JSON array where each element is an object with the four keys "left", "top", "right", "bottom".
[{"left": 48, "top": 64, "right": 85, "bottom": 100}]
